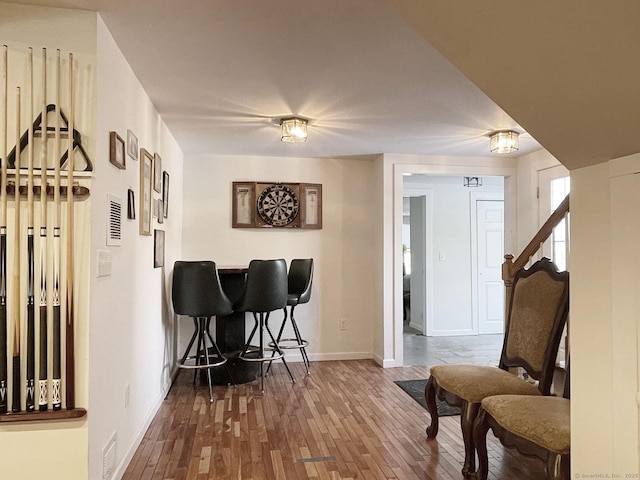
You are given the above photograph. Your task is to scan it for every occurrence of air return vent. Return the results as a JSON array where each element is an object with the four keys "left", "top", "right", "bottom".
[
  {"left": 107, "top": 194, "right": 122, "bottom": 246},
  {"left": 102, "top": 432, "right": 117, "bottom": 480}
]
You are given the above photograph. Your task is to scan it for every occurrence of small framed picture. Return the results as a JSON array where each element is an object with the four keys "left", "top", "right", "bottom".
[
  {"left": 109, "top": 132, "right": 126, "bottom": 170},
  {"left": 127, "top": 188, "right": 135, "bottom": 220},
  {"left": 162, "top": 171, "right": 169, "bottom": 219},
  {"left": 232, "top": 181, "right": 256, "bottom": 228},
  {"left": 139, "top": 149, "right": 153, "bottom": 236},
  {"left": 153, "top": 153, "right": 162, "bottom": 193},
  {"left": 154, "top": 229, "right": 165, "bottom": 268},
  {"left": 127, "top": 130, "right": 138, "bottom": 160}
]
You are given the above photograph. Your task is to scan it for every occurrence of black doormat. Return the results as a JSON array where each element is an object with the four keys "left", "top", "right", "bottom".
[{"left": 394, "top": 379, "right": 461, "bottom": 417}]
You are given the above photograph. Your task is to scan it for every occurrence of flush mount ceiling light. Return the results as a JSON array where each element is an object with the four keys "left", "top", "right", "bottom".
[
  {"left": 280, "top": 117, "right": 308, "bottom": 143},
  {"left": 463, "top": 176, "right": 482, "bottom": 187},
  {"left": 490, "top": 130, "right": 519, "bottom": 154}
]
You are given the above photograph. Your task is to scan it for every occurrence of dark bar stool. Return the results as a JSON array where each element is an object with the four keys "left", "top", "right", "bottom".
[
  {"left": 269, "top": 258, "right": 314, "bottom": 375},
  {"left": 172, "top": 261, "right": 235, "bottom": 402},
  {"left": 234, "top": 259, "right": 295, "bottom": 394}
]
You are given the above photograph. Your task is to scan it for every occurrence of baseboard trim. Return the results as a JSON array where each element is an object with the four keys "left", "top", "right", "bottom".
[{"left": 113, "top": 378, "right": 174, "bottom": 480}]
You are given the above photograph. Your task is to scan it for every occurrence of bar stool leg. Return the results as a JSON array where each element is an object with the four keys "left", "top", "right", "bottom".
[
  {"left": 266, "top": 308, "right": 287, "bottom": 376},
  {"left": 199, "top": 318, "right": 215, "bottom": 402},
  {"left": 204, "top": 318, "right": 236, "bottom": 387},
  {"left": 290, "top": 307, "right": 310, "bottom": 375},
  {"left": 265, "top": 315, "right": 295, "bottom": 383}
]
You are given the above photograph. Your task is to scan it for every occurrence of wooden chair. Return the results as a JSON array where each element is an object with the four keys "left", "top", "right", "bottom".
[
  {"left": 424, "top": 257, "right": 569, "bottom": 478},
  {"left": 472, "top": 362, "right": 570, "bottom": 480}
]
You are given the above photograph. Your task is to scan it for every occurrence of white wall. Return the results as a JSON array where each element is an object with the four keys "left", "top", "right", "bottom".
[
  {"left": 181, "top": 154, "right": 376, "bottom": 361},
  {"left": 92, "top": 17, "right": 184, "bottom": 480}
]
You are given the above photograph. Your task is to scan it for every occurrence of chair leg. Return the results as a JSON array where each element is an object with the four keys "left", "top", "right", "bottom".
[
  {"left": 472, "top": 407, "right": 491, "bottom": 480},
  {"left": 425, "top": 376, "right": 440, "bottom": 438},
  {"left": 548, "top": 453, "right": 570, "bottom": 480},
  {"left": 199, "top": 318, "right": 214, "bottom": 403},
  {"left": 258, "top": 312, "right": 266, "bottom": 395},
  {"left": 265, "top": 308, "right": 287, "bottom": 376},
  {"left": 289, "top": 306, "right": 310, "bottom": 375},
  {"left": 205, "top": 319, "right": 235, "bottom": 387},
  {"left": 266, "top": 314, "right": 295, "bottom": 383},
  {"left": 461, "top": 401, "right": 481, "bottom": 478}
]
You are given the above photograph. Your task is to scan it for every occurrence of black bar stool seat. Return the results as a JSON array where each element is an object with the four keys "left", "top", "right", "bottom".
[
  {"left": 234, "top": 259, "right": 294, "bottom": 394},
  {"left": 172, "top": 261, "right": 235, "bottom": 402},
  {"left": 270, "top": 259, "right": 314, "bottom": 375}
]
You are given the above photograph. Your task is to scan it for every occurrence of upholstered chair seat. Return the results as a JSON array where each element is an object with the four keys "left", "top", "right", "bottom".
[
  {"left": 480, "top": 395, "right": 570, "bottom": 455},
  {"left": 429, "top": 365, "right": 541, "bottom": 403},
  {"left": 473, "top": 361, "right": 571, "bottom": 480}
]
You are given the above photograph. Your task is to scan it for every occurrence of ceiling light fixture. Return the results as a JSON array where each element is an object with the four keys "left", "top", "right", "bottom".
[
  {"left": 490, "top": 130, "right": 519, "bottom": 154},
  {"left": 280, "top": 117, "right": 308, "bottom": 143},
  {"left": 463, "top": 176, "right": 482, "bottom": 187}
]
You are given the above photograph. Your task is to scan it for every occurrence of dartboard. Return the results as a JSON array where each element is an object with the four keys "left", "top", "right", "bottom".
[{"left": 257, "top": 184, "right": 299, "bottom": 226}]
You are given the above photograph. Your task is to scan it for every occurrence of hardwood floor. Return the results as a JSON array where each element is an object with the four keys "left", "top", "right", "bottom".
[{"left": 123, "top": 360, "right": 546, "bottom": 480}]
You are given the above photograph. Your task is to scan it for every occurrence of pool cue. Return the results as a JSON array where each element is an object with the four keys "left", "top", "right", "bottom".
[
  {"left": 11, "top": 86, "right": 21, "bottom": 413},
  {"left": 51, "top": 50, "right": 61, "bottom": 411},
  {"left": 65, "top": 52, "right": 75, "bottom": 410},
  {"left": 0, "top": 45, "right": 8, "bottom": 414},
  {"left": 26, "top": 47, "right": 35, "bottom": 412},
  {"left": 38, "top": 48, "right": 48, "bottom": 411}
]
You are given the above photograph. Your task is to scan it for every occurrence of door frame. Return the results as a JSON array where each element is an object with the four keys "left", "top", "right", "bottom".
[
  {"left": 470, "top": 192, "right": 504, "bottom": 335},
  {"left": 388, "top": 161, "right": 517, "bottom": 368}
]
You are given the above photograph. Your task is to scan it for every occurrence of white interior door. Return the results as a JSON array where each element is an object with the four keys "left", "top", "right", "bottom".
[
  {"left": 475, "top": 199, "right": 504, "bottom": 334},
  {"left": 409, "top": 196, "right": 427, "bottom": 334}
]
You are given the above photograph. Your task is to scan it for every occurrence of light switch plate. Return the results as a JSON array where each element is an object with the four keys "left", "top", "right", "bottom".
[{"left": 97, "top": 249, "right": 112, "bottom": 277}]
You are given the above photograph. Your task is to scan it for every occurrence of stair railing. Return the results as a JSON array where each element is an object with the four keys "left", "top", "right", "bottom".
[{"left": 502, "top": 194, "right": 570, "bottom": 320}]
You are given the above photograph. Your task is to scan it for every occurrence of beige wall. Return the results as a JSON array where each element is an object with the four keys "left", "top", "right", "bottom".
[
  {"left": 570, "top": 155, "right": 640, "bottom": 474},
  {"left": 181, "top": 154, "right": 377, "bottom": 361}
]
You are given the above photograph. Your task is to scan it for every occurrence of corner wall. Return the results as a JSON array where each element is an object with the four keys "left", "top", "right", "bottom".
[
  {"left": 571, "top": 156, "right": 640, "bottom": 475},
  {"left": 181, "top": 154, "right": 376, "bottom": 362},
  {"left": 91, "top": 17, "right": 184, "bottom": 480}
]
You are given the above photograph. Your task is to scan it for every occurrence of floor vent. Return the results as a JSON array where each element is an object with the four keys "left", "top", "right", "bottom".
[
  {"left": 102, "top": 432, "right": 117, "bottom": 480},
  {"left": 296, "top": 456, "right": 336, "bottom": 463}
]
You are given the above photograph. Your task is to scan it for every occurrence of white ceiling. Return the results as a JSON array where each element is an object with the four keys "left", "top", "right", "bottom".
[{"left": 4, "top": 0, "right": 542, "bottom": 159}]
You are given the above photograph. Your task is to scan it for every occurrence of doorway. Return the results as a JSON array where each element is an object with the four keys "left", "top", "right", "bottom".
[{"left": 402, "top": 176, "right": 505, "bottom": 365}]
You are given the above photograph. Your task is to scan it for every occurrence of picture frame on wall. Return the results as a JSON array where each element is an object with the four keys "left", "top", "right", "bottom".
[
  {"left": 127, "top": 129, "right": 138, "bottom": 160},
  {"left": 153, "top": 153, "right": 162, "bottom": 193},
  {"left": 232, "top": 181, "right": 256, "bottom": 228},
  {"left": 154, "top": 229, "right": 165, "bottom": 268},
  {"left": 300, "top": 183, "right": 323, "bottom": 229},
  {"left": 139, "top": 148, "right": 153, "bottom": 236},
  {"left": 127, "top": 188, "right": 136, "bottom": 220},
  {"left": 162, "top": 171, "right": 169, "bottom": 218},
  {"left": 109, "top": 131, "right": 126, "bottom": 169}
]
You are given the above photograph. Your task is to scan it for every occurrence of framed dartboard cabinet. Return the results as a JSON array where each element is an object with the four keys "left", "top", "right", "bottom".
[{"left": 232, "top": 181, "right": 322, "bottom": 229}]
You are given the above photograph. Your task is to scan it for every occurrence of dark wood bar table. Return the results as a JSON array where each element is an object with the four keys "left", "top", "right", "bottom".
[{"left": 211, "top": 266, "right": 259, "bottom": 385}]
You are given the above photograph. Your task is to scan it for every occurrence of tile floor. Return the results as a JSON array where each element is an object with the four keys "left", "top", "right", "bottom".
[{"left": 403, "top": 323, "right": 503, "bottom": 368}]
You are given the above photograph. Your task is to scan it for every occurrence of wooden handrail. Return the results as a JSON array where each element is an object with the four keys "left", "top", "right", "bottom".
[
  {"left": 503, "top": 194, "right": 570, "bottom": 284},
  {"left": 502, "top": 194, "right": 570, "bottom": 321}
]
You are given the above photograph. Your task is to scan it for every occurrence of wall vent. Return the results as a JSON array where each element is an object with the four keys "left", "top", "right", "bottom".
[
  {"left": 102, "top": 432, "right": 117, "bottom": 480},
  {"left": 107, "top": 194, "right": 122, "bottom": 246}
]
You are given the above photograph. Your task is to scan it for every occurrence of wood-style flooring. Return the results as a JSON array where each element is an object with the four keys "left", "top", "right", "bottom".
[{"left": 122, "top": 359, "right": 546, "bottom": 480}]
